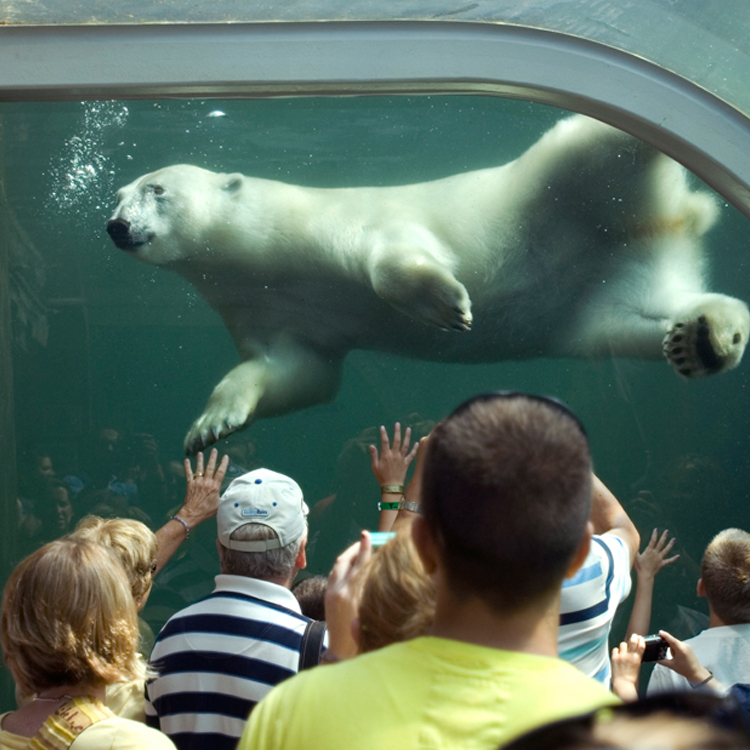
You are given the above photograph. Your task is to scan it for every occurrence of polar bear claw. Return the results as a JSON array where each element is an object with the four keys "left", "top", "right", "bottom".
[
  {"left": 370, "top": 253, "right": 473, "bottom": 331},
  {"left": 185, "top": 403, "right": 253, "bottom": 454},
  {"left": 664, "top": 295, "right": 750, "bottom": 378}
]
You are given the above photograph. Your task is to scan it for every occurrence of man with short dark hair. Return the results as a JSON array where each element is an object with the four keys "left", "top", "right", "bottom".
[
  {"left": 145, "top": 468, "right": 316, "bottom": 750},
  {"left": 238, "top": 392, "right": 618, "bottom": 750},
  {"left": 648, "top": 528, "right": 750, "bottom": 694}
]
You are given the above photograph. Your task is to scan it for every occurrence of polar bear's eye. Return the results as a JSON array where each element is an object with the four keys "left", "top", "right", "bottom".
[{"left": 153, "top": 186, "right": 165, "bottom": 196}]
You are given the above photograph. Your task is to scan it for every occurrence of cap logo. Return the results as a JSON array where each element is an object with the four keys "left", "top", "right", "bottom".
[{"left": 242, "top": 508, "right": 269, "bottom": 517}]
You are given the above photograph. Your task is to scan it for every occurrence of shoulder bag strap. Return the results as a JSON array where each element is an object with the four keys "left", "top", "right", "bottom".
[{"left": 298, "top": 620, "right": 328, "bottom": 671}]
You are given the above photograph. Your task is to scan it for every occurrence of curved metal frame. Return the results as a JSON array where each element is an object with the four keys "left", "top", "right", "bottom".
[{"left": 2, "top": 20, "right": 750, "bottom": 217}]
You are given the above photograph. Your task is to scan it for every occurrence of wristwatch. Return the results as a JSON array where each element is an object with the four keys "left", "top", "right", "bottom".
[{"left": 398, "top": 499, "right": 422, "bottom": 514}]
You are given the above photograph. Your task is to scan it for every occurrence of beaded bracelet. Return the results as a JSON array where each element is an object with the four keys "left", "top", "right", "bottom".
[
  {"left": 378, "top": 501, "right": 401, "bottom": 511},
  {"left": 380, "top": 484, "right": 405, "bottom": 494},
  {"left": 170, "top": 515, "right": 191, "bottom": 538}
]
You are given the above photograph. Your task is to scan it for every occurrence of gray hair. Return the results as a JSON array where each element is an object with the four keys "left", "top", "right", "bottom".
[{"left": 219, "top": 523, "right": 306, "bottom": 580}]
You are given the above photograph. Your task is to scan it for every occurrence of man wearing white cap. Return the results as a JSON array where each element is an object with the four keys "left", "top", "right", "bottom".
[{"left": 145, "top": 468, "right": 318, "bottom": 750}]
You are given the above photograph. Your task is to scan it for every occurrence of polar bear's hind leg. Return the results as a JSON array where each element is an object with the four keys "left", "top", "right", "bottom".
[{"left": 664, "top": 294, "right": 750, "bottom": 377}]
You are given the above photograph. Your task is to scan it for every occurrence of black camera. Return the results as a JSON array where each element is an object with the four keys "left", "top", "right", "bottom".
[{"left": 642, "top": 634, "right": 669, "bottom": 662}]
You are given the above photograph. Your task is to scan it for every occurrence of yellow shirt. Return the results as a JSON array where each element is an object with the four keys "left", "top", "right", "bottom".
[
  {"left": 0, "top": 713, "right": 175, "bottom": 750},
  {"left": 104, "top": 681, "right": 146, "bottom": 723},
  {"left": 240, "top": 636, "right": 618, "bottom": 750}
]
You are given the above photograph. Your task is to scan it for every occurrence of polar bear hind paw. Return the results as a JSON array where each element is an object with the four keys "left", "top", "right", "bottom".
[{"left": 663, "top": 296, "right": 750, "bottom": 378}]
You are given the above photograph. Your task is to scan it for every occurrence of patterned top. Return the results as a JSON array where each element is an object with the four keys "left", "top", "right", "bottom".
[
  {"left": 0, "top": 697, "right": 175, "bottom": 750},
  {"left": 558, "top": 534, "right": 633, "bottom": 685}
]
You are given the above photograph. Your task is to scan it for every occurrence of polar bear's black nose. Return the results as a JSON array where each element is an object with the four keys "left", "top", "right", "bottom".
[{"left": 107, "top": 218, "right": 131, "bottom": 242}]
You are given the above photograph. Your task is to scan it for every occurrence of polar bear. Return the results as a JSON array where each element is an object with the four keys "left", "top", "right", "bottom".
[{"left": 107, "top": 114, "right": 750, "bottom": 454}]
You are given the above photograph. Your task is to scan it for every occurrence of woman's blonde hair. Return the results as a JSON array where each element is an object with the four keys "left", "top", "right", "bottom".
[
  {"left": 1, "top": 538, "right": 147, "bottom": 693},
  {"left": 72, "top": 516, "right": 157, "bottom": 603},
  {"left": 357, "top": 530, "right": 436, "bottom": 654}
]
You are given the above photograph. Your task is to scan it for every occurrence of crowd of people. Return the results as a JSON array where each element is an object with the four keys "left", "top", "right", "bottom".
[{"left": 3, "top": 391, "right": 750, "bottom": 749}]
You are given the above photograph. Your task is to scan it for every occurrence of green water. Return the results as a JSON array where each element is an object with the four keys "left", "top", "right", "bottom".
[{"left": 2, "top": 95, "right": 750, "bottom": 702}]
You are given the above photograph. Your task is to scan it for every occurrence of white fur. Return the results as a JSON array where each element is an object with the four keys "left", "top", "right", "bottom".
[{"left": 107, "top": 114, "right": 750, "bottom": 453}]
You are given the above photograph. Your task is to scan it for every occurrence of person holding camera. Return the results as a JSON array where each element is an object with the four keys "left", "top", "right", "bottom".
[{"left": 647, "top": 528, "right": 750, "bottom": 695}]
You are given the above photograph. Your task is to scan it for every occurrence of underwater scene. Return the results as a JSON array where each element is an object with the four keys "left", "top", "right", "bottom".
[{"left": 2, "top": 94, "right": 750, "bottom": 701}]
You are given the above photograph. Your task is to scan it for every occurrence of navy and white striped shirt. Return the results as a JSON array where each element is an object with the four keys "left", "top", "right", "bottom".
[
  {"left": 146, "top": 575, "right": 313, "bottom": 750},
  {"left": 558, "top": 534, "right": 632, "bottom": 686}
]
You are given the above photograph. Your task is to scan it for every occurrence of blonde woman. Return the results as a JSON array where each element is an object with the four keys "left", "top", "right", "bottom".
[
  {"left": 70, "top": 516, "right": 158, "bottom": 721},
  {"left": 10, "top": 447, "right": 229, "bottom": 724},
  {"left": 74, "top": 516, "right": 157, "bottom": 607},
  {"left": 0, "top": 538, "right": 175, "bottom": 749},
  {"left": 355, "top": 530, "right": 436, "bottom": 654}
]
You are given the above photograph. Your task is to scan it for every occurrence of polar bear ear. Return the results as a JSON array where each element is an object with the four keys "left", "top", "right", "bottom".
[{"left": 221, "top": 174, "right": 243, "bottom": 193}]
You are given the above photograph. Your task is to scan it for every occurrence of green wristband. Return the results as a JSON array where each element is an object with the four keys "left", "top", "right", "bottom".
[{"left": 378, "top": 501, "right": 401, "bottom": 511}]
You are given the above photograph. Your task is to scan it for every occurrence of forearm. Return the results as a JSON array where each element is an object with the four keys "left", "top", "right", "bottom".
[
  {"left": 153, "top": 449, "right": 228, "bottom": 575},
  {"left": 611, "top": 676, "right": 639, "bottom": 702},
  {"left": 625, "top": 575, "right": 655, "bottom": 639},
  {"left": 323, "top": 532, "right": 372, "bottom": 662},
  {"left": 390, "top": 459, "right": 424, "bottom": 531},
  {"left": 590, "top": 475, "right": 629, "bottom": 534},
  {"left": 153, "top": 501, "right": 212, "bottom": 574},
  {"left": 154, "top": 516, "right": 190, "bottom": 575},
  {"left": 320, "top": 617, "right": 358, "bottom": 663},
  {"left": 378, "top": 505, "right": 399, "bottom": 532},
  {"left": 590, "top": 475, "right": 640, "bottom": 563},
  {"left": 378, "top": 484, "right": 404, "bottom": 532}
]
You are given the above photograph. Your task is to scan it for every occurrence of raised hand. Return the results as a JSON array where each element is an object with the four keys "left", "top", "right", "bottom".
[
  {"left": 635, "top": 528, "right": 680, "bottom": 580},
  {"left": 324, "top": 531, "right": 373, "bottom": 662},
  {"left": 181, "top": 448, "right": 230, "bottom": 527},
  {"left": 369, "top": 423, "right": 419, "bottom": 487},
  {"left": 611, "top": 633, "right": 646, "bottom": 701}
]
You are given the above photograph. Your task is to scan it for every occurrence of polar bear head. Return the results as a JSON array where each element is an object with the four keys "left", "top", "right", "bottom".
[{"left": 107, "top": 164, "right": 244, "bottom": 265}]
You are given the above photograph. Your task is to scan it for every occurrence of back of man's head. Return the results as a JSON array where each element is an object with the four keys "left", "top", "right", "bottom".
[
  {"left": 701, "top": 528, "right": 750, "bottom": 624},
  {"left": 217, "top": 468, "right": 309, "bottom": 582},
  {"left": 421, "top": 391, "right": 592, "bottom": 613}
]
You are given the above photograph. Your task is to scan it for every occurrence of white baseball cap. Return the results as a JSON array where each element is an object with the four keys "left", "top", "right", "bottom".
[{"left": 217, "top": 468, "right": 309, "bottom": 552}]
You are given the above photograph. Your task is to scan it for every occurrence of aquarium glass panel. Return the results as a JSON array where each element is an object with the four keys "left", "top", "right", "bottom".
[{"left": 2, "top": 95, "right": 750, "bottom": 705}]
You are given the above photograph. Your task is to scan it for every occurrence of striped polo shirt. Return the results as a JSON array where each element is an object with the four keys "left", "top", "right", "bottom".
[
  {"left": 558, "top": 534, "right": 632, "bottom": 686},
  {"left": 145, "top": 575, "right": 313, "bottom": 750}
]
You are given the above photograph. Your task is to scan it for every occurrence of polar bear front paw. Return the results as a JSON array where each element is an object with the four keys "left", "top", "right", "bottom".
[
  {"left": 372, "top": 256, "right": 473, "bottom": 331},
  {"left": 184, "top": 399, "right": 255, "bottom": 454},
  {"left": 409, "top": 275, "right": 473, "bottom": 332},
  {"left": 663, "top": 295, "right": 750, "bottom": 378}
]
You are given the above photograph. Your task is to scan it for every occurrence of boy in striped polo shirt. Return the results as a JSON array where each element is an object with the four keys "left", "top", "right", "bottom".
[{"left": 558, "top": 475, "right": 639, "bottom": 685}]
